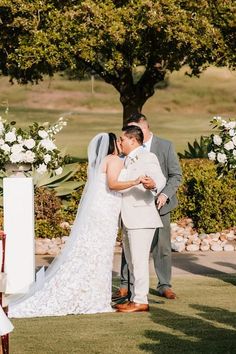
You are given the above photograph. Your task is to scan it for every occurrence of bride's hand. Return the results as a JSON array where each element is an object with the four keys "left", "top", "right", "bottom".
[{"left": 134, "top": 175, "right": 145, "bottom": 185}]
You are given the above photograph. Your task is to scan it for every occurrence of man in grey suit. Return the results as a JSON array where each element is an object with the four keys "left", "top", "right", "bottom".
[{"left": 113, "top": 113, "right": 182, "bottom": 300}]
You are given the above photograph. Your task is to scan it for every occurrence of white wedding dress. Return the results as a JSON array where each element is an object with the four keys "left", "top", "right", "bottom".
[
  {"left": 0, "top": 305, "right": 14, "bottom": 335},
  {"left": 9, "top": 133, "right": 122, "bottom": 318}
]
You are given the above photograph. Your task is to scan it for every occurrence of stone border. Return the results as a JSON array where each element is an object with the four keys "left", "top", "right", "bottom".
[
  {"left": 171, "top": 218, "right": 236, "bottom": 252},
  {"left": 35, "top": 218, "right": 236, "bottom": 255}
]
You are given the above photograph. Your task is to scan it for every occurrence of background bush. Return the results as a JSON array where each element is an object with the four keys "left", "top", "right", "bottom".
[
  {"left": 34, "top": 187, "right": 67, "bottom": 238},
  {"left": 172, "top": 159, "right": 236, "bottom": 233}
]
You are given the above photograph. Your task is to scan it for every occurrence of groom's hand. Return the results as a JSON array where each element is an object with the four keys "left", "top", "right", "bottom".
[
  {"left": 156, "top": 194, "right": 168, "bottom": 209},
  {"left": 141, "top": 176, "right": 156, "bottom": 190}
]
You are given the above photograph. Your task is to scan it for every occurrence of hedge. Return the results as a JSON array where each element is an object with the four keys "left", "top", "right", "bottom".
[{"left": 172, "top": 159, "right": 236, "bottom": 233}]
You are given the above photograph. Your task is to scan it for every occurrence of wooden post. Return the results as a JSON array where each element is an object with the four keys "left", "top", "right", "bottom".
[{"left": 0, "top": 233, "right": 9, "bottom": 354}]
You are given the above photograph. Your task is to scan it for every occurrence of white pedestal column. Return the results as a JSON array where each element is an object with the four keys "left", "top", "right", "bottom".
[{"left": 3, "top": 177, "right": 35, "bottom": 294}]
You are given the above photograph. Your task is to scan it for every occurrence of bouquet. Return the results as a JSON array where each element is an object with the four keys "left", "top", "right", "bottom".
[
  {"left": 0, "top": 114, "right": 67, "bottom": 175},
  {"left": 208, "top": 116, "right": 236, "bottom": 176}
]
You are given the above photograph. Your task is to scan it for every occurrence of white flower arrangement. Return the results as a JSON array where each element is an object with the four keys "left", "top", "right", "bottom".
[
  {"left": 0, "top": 115, "right": 67, "bottom": 175},
  {"left": 208, "top": 116, "right": 236, "bottom": 176}
]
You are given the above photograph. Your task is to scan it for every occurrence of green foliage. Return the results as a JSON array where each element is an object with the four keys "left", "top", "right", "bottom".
[
  {"left": 34, "top": 187, "right": 67, "bottom": 238},
  {"left": 32, "top": 162, "right": 84, "bottom": 196},
  {"left": 33, "top": 162, "right": 87, "bottom": 236},
  {"left": 0, "top": 0, "right": 235, "bottom": 118},
  {"left": 172, "top": 159, "right": 236, "bottom": 233},
  {"left": 178, "top": 136, "right": 211, "bottom": 159}
]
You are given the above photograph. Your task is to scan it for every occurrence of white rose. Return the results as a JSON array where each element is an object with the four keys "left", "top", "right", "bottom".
[
  {"left": 38, "top": 130, "right": 48, "bottom": 139},
  {"left": 229, "top": 129, "right": 235, "bottom": 137},
  {"left": 217, "top": 152, "right": 227, "bottom": 164},
  {"left": 233, "top": 150, "right": 236, "bottom": 157},
  {"left": 1, "top": 144, "right": 11, "bottom": 153},
  {"left": 44, "top": 154, "right": 51, "bottom": 164},
  {"left": 24, "top": 150, "right": 35, "bottom": 163},
  {"left": 232, "top": 136, "right": 236, "bottom": 146},
  {"left": 224, "top": 141, "right": 234, "bottom": 151},
  {"left": 0, "top": 139, "right": 4, "bottom": 145},
  {"left": 0, "top": 122, "right": 4, "bottom": 134},
  {"left": 17, "top": 135, "right": 23, "bottom": 143},
  {"left": 11, "top": 143, "right": 24, "bottom": 154},
  {"left": 225, "top": 121, "right": 236, "bottom": 130},
  {"left": 9, "top": 152, "right": 24, "bottom": 163},
  {"left": 55, "top": 167, "right": 63, "bottom": 175},
  {"left": 208, "top": 151, "right": 216, "bottom": 161},
  {"left": 41, "top": 139, "right": 56, "bottom": 151},
  {"left": 5, "top": 131, "right": 17, "bottom": 143},
  {"left": 24, "top": 138, "right": 36, "bottom": 149},
  {"left": 36, "top": 163, "right": 47, "bottom": 174},
  {"left": 213, "top": 135, "right": 222, "bottom": 146}
]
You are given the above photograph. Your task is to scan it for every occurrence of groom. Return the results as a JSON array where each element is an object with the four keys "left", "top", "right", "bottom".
[{"left": 116, "top": 125, "right": 166, "bottom": 313}]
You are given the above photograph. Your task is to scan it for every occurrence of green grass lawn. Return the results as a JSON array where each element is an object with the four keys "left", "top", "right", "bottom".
[
  {"left": 0, "top": 67, "right": 236, "bottom": 157},
  {"left": 10, "top": 275, "right": 236, "bottom": 354}
]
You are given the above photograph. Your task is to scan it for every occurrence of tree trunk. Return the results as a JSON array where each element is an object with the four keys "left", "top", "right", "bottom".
[
  {"left": 122, "top": 101, "right": 143, "bottom": 124},
  {"left": 118, "top": 67, "right": 165, "bottom": 124}
]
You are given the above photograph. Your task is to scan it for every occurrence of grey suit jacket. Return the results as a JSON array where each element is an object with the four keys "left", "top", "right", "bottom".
[{"left": 150, "top": 135, "right": 182, "bottom": 215}]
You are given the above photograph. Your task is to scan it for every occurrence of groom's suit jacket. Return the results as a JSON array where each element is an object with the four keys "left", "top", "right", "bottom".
[
  {"left": 120, "top": 149, "right": 166, "bottom": 229},
  {"left": 150, "top": 136, "right": 182, "bottom": 216}
]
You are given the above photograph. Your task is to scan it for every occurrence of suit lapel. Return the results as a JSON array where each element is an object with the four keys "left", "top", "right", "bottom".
[
  {"left": 150, "top": 136, "right": 161, "bottom": 160},
  {"left": 150, "top": 135, "right": 166, "bottom": 173}
]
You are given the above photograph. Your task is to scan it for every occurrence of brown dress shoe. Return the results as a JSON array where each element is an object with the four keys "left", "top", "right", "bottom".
[
  {"left": 161, "top": 288, "right": 176, "bottom": 299},
  {"left": 114, "top": 301, "right": 131, "bottom": 310},
  {"left": 116, "top": 302, "right": 149, "bottom": 313},
  {"left": 112, "top": 288, "right": 129, "bottom": 301}
]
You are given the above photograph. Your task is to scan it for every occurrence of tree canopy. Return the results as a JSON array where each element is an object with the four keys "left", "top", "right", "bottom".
[{"left": 0, "top": 0, "right": 235, "bottom": 120}]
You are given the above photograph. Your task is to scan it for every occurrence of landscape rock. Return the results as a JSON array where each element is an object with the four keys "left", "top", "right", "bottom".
[
  {"left": 211, "top": 244, "right": 223, "bottom": 252},
  {"left": 223, "top": 244, "right": 235, "bottom": 252},
  {"left": 200, "top": 244, "right": 210, "bottom": 251},
  {"left": 186, "top": 244, "right": 200, "bottom": 252}
]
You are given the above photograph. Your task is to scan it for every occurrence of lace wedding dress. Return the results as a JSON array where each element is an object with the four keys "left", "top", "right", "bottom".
[
  {"left": 9, "top": 133, "right": 121, "bottom": 318},
  {"left": 0, "top": 305, "right": 14, "bottom": 335}
]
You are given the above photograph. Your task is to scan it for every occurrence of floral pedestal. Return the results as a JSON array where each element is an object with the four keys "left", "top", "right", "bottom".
[
  {"left": 3, "top": 177, "right": 35, "bottom": 295},
  {"left": 4, "top": 163, "right": 31, "bottom": 177}
]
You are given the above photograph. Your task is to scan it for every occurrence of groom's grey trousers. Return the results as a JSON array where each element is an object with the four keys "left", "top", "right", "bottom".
[{"left": 120, "top": 213, "right": 171, "bottom": 293}]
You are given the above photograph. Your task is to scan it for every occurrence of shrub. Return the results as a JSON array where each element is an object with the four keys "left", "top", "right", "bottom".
[
  {"left": 34, "top": 187, "right": 67, "bottom": 238},
  {"left": 172, "top": 159, "right": 236, "bottom": 233}
]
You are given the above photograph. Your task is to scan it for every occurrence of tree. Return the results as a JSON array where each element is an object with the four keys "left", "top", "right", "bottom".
[{"left": 0, "top": 0, "right": 235, "bottom": 122}]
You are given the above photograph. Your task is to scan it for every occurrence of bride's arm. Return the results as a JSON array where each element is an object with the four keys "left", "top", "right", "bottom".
[{"left": 106, "top": 156, "right": 141, "bottom": 191}]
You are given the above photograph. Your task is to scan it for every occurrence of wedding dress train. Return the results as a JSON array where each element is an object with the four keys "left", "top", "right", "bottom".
[
  {"left": 0, "top": 305, "right": 14, "bottom": 335},
  {"left": 9, "top": 174, "right": 121, "bottom": 317},
  {"left": 9, "top": 133, "right": 121, "bottom": 318}
]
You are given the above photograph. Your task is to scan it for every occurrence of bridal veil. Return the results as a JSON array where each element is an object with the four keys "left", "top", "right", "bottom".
[{"left": 9, "top": 133, "right": 110, "bottom": 305}]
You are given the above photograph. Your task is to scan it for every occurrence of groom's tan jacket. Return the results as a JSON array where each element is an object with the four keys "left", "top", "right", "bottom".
[{"left": 120, "top": 148, "right": 166, "bottom": 229}]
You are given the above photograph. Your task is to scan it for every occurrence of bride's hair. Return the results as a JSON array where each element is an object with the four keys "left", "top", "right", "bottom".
[{"left": 108, "top": 132, "right": 118, "bottom": 155}]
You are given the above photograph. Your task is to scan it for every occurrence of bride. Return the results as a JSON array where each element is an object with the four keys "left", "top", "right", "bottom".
[{"left": 8, "top": 132, "right": 142, "bottom": 317}]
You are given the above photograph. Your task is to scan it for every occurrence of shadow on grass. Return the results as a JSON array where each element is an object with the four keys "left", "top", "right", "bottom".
[
  {"left": 172, "top": 253, "right": 236, "bottom": 286},
  {"left": 139, "top": 305, "right": 236, "bottom": 354},
  {"left": 214, "top": 262, "right": 236, "bottom": 272}
]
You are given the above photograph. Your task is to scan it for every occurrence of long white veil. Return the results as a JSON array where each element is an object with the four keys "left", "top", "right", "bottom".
[{"left": 10, "top": 132, "right": 109, "bottom": 305}]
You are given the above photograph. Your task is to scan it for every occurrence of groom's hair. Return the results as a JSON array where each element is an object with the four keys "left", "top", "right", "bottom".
[
  {"left": 122, "top": 125, "right": 144, "bottom": 145},
  {"left": 126, "top": 113, "right": 147, "bottom": 124}
]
